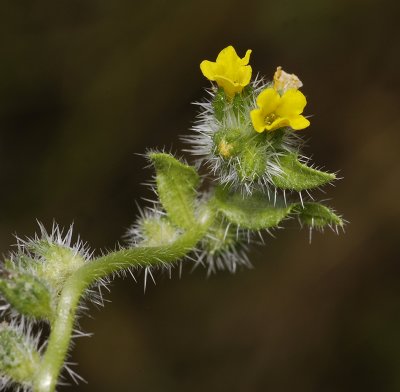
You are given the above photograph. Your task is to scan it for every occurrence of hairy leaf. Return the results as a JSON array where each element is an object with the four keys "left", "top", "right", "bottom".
[
  {"left": 214, "top": 188, "right": 343, "bottom": 232},
  {"left": 272, "top": 153, "right": 335, "bottom": 191},
  {"left": 149, "top": 153, "right": 200, "bottom": 229},
  {"left": 215, "top": 188, "right": 294, "bottom": 230},
  {"left": 295, "top": 203, "right": 344, "bottom": 229}
]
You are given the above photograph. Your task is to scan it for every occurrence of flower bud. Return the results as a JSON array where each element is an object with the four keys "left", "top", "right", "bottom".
[
  {"left": 127, "top": 209, "right": 181, "bottom": 248},
  {"left": 140, "top": 217, "right": 180, "bottom": 247},
  {"left": 11, "top": 224, "right": 90, "bottom": 293},
  {"left": 31, "top": 242, "right": 86, "bottom": 292}
]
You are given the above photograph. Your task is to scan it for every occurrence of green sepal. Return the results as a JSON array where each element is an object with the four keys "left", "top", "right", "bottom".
[
  {"left": 149, "top": 153, "right": 200, "bottom": 230},
  {"left": 232, "top": 93, "right": 246, "bottom": 121},
  {"left": 212, "top": 88, "right": 227, "bottom": 122},
  {"left": 0, "top": 323, "right": 40, "bottom": 385},
  {"left": 272, "top": 153, "right": 336, "bottom": 191},
  {"left": 214, "top": 188, "right": 293, "bottom": 230},
  {"left": 0, "top": 270, "right": 54, "bottom": 320},
  {"left": 237, "top": 143, "right": 267, "bottom": 182},
  {"left": 295, "top": 203, "right": 343, "bottom": 229}
]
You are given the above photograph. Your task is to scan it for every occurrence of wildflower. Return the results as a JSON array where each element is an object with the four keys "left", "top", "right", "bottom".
[
  {"left": 250, "top": 87, "right": 310, "bottom": 132},
  {"left": 200, "top": 46, "right": 252, "bottom": 99},
  {"left": 273, "top": 66, "right": 303, "bottom": 93}
]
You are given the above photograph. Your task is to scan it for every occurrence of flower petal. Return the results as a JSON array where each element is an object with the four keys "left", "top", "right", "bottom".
[
  {"left": 264, "top": 117, "right": 290, "bottom": 131},
  {"left": 288, "top": 115, "right": 310, "bottom": 130},
  {"left": 238, "top": 64, "right": 252, "bottom": 87},
  {"left": 256, "top": 88, "right": 280, "bottom": 115},
  {"left": 275, "top": 89, "right": 307, "bottom": 117},
  {"left": 240, "top": 49, "right": 252, "bottom": 66},
  {"left": 200, "top": 60, "right": 218, "bottom": 81},
  {"left": 215, "top": 76, "right": 240, "bottom": 98},
  {"left": 216, "top": 45, "right": 238, "bottom": 65},
  {"left": 250, "top": 108, "right": 266, "bottom": 133}
]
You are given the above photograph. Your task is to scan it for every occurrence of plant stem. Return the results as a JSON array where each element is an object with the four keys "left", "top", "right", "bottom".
[{"left": 33, "top": 224, "right": 208, "bottom": 392}]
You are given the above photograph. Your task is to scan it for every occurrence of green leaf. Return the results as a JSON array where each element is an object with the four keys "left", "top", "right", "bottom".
[
  {"left": 295, "top": 203, "right": 343, "bottom": 229},
  {"left": 0, "top": 270, "right": 54, "bottom": 320},
  {"left": 271, "top": 153, "right": 335, "bottom": 191},
  {"left": 214, "top": 188, "right": 294, "bottom": 230},
  {"left": 149, "top": 153, "right": 200, "bottom": 230},
  {"left": 214, "top": 189, "right": 344, "bottom": 232}
]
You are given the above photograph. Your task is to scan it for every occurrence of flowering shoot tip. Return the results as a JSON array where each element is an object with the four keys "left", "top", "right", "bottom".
[{"left": 0, "top": 44, "right": 343, "bottom": 392}]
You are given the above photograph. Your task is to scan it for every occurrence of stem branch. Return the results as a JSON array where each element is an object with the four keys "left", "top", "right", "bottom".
[{"left": 33, "top": 225, "right": 207, "bottom": 392}]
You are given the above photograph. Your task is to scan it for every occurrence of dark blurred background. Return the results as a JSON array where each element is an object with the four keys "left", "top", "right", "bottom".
[{"left": 1, "top": 0, "right": 400, "bottom": 391}]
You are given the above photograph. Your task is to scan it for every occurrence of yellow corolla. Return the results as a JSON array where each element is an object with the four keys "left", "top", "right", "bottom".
[
  {"left": 200, "top": 46, "right": 252, "bottom": 99},
  {"left": 250, "top": 88, "right": 310, "bottom": 133}
]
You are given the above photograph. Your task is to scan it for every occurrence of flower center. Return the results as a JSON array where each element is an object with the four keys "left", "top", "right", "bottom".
[{"left": 264, "top": 113, "right": 278, "bottom": 125}]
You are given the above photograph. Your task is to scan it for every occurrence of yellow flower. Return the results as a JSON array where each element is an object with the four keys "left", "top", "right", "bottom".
[
  {"left": 250, "top": 88, "right": 310, "bottom": 132},
  {"left": 200, "top": 46, "right": 252, "bottom": 99}
]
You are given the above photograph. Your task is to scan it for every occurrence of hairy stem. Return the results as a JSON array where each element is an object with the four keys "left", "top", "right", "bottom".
[{"left": 33, "top": 221, "right": 209, "bottom": 392}]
